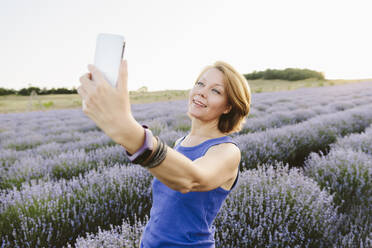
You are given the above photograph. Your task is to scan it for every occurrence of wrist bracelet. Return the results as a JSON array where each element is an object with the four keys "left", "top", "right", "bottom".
[
  {"left": 126, "top": 125, "right": 154, "bottom": 165},
  {"left": 142, "top": 136, "right": 168, "bottom": 169}
]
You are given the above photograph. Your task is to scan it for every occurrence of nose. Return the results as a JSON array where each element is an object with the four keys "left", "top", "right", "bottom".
[{"left": 197, "top": 86, "right": 207, "bottom": 98}]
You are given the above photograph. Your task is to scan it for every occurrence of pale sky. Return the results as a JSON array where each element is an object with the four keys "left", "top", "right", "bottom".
[{"left": 1, "top": 0, "right": 371, "bottom": 91}]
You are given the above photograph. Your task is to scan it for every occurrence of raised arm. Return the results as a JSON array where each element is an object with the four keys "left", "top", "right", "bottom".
[{"left": 77, "top": 60, "right": 240, "bottom": 194}]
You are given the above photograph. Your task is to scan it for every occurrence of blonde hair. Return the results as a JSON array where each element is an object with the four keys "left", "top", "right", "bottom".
[{"left": 194, "top": 61, "right": 251, "bottom": 134}]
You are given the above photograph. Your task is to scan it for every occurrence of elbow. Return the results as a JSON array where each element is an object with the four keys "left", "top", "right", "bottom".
[
  {"left": 179, "top": 175, "right": 204, "bottom": 194},
  {"left": 167, "top": 184, "right": 191, "bottom": 194},
  {"left": 175, "top": 175, "right": 202, "bottom": 194},
  {"left": 178, "top": 184, "right": 198, "bottom": 194},
  {"left": 172, "top": 164, "right": 204, "bottom": 194},
  {"left": 177, "top": 181, "right": 197, "bottom": 194},
  {"left": 165, "top": 179, "right": 196, "bottom": 194},
  {"left": 179, "top": 187, "right": 191, "bottom": 194}
]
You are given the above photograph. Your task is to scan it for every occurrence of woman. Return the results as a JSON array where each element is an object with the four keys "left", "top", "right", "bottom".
[{"left": 78, "top": 60, "right": 251, "bottom": 247}]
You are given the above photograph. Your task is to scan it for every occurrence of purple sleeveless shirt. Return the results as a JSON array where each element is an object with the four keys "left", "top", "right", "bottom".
[{"left": 140, "top": 135, "right": 239, "bottom": 248}]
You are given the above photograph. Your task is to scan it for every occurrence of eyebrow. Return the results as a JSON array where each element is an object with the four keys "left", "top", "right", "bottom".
[{"left": 200, "top": 78, "right": 224, "bottom": 87}]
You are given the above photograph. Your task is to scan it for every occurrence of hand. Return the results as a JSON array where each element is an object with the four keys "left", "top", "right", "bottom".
[{"left": 77, "top": 60, "right": 135, "bottom": 144}]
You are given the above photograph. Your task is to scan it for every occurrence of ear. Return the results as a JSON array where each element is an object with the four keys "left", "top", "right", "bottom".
[{"left": 223, "top": 104, "right": 232, "bottom": 114}]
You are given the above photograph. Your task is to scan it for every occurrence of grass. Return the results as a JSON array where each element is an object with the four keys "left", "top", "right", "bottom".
[
  {"left": 0, "top": 78, "right": 370, "bottom": 114},
  {"left": 247, "top": 78, "right": 372, "bottom": 93},
  {"left": 0, "top": 90, "right": 189, "bottom": 114}
]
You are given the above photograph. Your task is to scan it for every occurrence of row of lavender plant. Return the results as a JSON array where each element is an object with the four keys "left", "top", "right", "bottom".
[
  {"left": 0, "top": 129, "right": 185, "bottom": 190},
  {"left": 234, "top": 103, "right": 372, "bottom": 169},
  {"left": 2, "top": 92, "right": 370, "bottom": 170},
  {"left": 0, "top": 144, "right": 127, "bottom": 190},
  {"left": 154, "top": 93, "right": 372, "bottom": 135},
  {"left": 1, "top": 81, "right": 370, "bottom": 161},
  {"left": 2, "top": 134, "right": 370, "bottom": 247},
  {"left": 71, "top": 162, "right": 366, "bottom": 248},
  {"left": 0, "top": 81, "right": 372, "bottom": 246},
  {"left": 248, "top": 81, "right": 372, "bottom": 117},
  {"left": 141, "top": 82, "right": 372, "bottom": 134},
  {"left": 3, "top": 99, "right": 370, "bottom": 186},
  {"left": 5, "top": 94, "right": 369, "bottom": 190},
  {"left": 0, "top": 100, "right": 187, "bottom": 150},
  {"left": 0, "top": 109, "right": 187, "bottom": 167},
  {"left": 0, "top": 165, "right": 152, "bottom": 247},
  {"left": 66, "top": 217, "right": 147, "bottom": 248},
  {"left": 1, "top": 82, "right": 371, "bottom": 152},
  {"left": 214, "top": 163, "right": 344, "bottom": 248},
  {"left": 0, "top": 130, "right": 114, "bottom": 167},
  {"left": 330, "top": 124, "right": 372, "bottom": 156},
  {"left": 240, "top": 95, "right": 372, "bottom": 134},
  {"left": 303, "top": 125, "right": 372, "bottom": 247}
]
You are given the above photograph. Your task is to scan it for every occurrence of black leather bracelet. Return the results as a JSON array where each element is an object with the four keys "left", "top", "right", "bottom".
[{"left": 142, "top": 136, "right": 168, "bottom": 169}]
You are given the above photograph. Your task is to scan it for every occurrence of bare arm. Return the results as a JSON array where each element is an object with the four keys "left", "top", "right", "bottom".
[
  {"left": 78, "top": 61, "right": 240, "bottom": 194},
  {"left": 120, "top": 120, "right": 240, "bottom": 193}
]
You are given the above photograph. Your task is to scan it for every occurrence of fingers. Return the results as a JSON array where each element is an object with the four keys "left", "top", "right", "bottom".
[
  {"left": 77, "top": 85, "right": 87, "bottom": 101},
  {"left": 117, "top": 60, "right": 128, "bottom": 93},
  {"left": 120, "top": 60, "right": 128, "bottom": 79},
  {"left": 88, "top": 64, "right": 107, "bottom": 84},
  {"left": 79, "top": 73, "right": 91, "bottom": 84},
  {"left": 78, "top": 72, "right": 97, "bottom": 102}
]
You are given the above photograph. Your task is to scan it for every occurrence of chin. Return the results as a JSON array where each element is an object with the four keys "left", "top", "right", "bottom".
[{"left": 187, "top": 109, "right": 203, "bottom": 120}]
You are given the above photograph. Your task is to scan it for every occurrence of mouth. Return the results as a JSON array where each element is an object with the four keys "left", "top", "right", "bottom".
[{"left": 192, "top": 99, "right": 207, "bottom": 108}]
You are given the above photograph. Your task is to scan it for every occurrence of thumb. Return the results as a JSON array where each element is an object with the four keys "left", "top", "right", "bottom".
[{"left": 117, "top": 59, "right": 128, "bottom": 93}]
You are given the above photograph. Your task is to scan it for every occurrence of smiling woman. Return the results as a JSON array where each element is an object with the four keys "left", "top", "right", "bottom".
[
  {"left": 78, "top": 59, "right": 251, "bottom": 248},
  {"left": 189, "top": 61, "right": 251, "bottom": 134}
]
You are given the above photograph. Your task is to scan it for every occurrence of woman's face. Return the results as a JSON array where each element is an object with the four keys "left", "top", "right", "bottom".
[{"left": 187, "top": 68, "right": 231, "bottom": 123}]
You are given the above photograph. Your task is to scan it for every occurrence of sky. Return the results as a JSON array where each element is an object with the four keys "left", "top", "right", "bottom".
[{"left": 0, "top": 0, "right": 371, "bottom": 91}]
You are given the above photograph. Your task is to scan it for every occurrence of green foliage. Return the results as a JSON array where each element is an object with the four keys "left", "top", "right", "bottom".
[
  {"left": 18, "top": 87, "right": 42, "bottom": 96},
  {"left": 244, "top": 68, "right": 325, "bottom": 81},
  {"left": 12, "top": 87, "right": 77, "bottom": 96},
  {"left": 0, "top": 87, "right": 16, "bottom": 96},
  {"left": 42, "top": 101, "right": 54, "bottom": 108},
  {"left": 255, "top": 87, "right": 263, "bottom": 93}
]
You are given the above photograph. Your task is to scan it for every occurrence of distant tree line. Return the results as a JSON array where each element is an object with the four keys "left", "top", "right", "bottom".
[
  {"left": 244, "top": 68, "right": 325, "bottom": 81},
  {"left": 0, "top": 86, "right": 77, "bottom": 96},
  {"left": 0, "top": 68, "right": 325, "bottom": 96}
]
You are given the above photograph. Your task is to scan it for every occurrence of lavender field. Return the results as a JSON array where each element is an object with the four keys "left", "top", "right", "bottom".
[{"left": 1, "top": 82, "right": 372, "bottom": 248}]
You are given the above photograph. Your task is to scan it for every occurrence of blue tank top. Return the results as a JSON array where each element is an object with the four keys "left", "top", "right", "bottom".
[{"left": 140, "top": 135, "right": 239, "bottom": 248}]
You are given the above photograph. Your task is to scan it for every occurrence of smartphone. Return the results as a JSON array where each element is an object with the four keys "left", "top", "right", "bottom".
[{"left": 93, "top": 33, "right": 126, "bottom": 87}]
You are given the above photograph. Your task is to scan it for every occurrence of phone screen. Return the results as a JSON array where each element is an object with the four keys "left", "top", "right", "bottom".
[{"left": 94, "top": 33, "right": 126, "bottom": 87}]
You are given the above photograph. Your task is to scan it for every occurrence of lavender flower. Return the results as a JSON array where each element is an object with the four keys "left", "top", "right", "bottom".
[
  {"left": 330, "top": 124, "right": 372, "bottom": 156},
  {"left": 1, "top": 165, "right": 152, "bottom": 247},
  {"left": 214, "top": 162, "right": 342, "bottom": 248},
  {"left": 304, "top": 148, "right": 372, "bottom": 247},
  {"left": 235, "top": 104, "right": 372, "bottom": 169},
  {"left": 67, "top": 216, "right": 147, "bottom": 248}
]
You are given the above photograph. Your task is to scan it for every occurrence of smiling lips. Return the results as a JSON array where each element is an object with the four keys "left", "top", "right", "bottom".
[{"left": 193, "top": 99, "right": 207, "bottom": 108}]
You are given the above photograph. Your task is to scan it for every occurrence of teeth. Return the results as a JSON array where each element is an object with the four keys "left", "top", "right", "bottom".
[{"left": 193, "top": 100, "right": 206, "bottom": 107}]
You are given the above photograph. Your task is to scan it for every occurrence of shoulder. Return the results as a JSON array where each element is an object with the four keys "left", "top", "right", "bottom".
[
  {"left": 210, "top": 142, "right": 240, "bottom": 154},
  {"left": 205, "top": 142, "right": 241, "bottom": 164}
]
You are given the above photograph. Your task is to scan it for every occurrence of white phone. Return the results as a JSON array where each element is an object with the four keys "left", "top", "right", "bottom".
[{"left": 93, "top": 33, "right": 126, "bottom": 87}]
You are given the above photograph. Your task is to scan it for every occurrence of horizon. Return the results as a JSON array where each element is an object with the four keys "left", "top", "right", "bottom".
[{"left": 3, "top": 77, "right": 372, "bottom": 93}]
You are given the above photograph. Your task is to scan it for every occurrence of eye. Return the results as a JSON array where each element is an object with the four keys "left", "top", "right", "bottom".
[
  {"left": 196, "top": 81, "right": 204, "bottom": 86},
  {"left": 212, "top": 89, "right": 221, "bottom": 94}
]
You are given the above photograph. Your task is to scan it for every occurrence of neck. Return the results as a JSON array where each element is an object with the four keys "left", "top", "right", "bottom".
[{"left": 189, "top": 118, "right": 225, "bottom": 139}]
